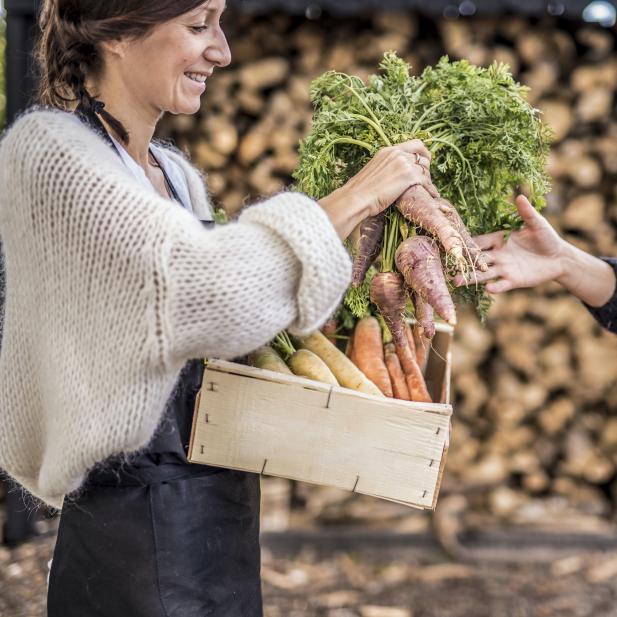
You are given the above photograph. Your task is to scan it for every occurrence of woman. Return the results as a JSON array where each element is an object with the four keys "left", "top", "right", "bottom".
[
  {"left": 456, "top": 195, "right": 616, "bottom": 332},
  {"left": 0, "top": 0, "right": 441, "bottom": 615}
]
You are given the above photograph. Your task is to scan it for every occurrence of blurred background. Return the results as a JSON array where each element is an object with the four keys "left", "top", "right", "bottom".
[{"left": 2, "top": 1, "right": 617, "bottom": 616}]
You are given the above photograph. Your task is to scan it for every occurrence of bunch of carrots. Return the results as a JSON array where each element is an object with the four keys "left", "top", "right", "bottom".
[
  {"left": 352, "top": 184, "right": 487, "bottom": 370},
  {"left": 339, "top": 170, "right": 487, "bottom": 402},
  {"left": 293, "top": 53, "right": 551, "bottom": 374}
]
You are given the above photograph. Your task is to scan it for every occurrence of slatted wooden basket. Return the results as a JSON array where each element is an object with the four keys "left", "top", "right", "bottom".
[{"left": 189, "top": 323, "right": 453, "bottom": 510}]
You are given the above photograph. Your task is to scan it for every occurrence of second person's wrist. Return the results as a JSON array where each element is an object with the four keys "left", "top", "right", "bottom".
[{"left": 555, "top": 240, "right": 582, "bottom": 290}]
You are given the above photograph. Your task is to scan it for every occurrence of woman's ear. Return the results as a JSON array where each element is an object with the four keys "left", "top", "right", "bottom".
[{"left": 100, "top": 38, "right": 129, "bottom": 59}]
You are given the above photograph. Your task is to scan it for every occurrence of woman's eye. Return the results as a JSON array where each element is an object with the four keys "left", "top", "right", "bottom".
[{"left": 191, "top": 25, "right": 208, "bottom": 33}]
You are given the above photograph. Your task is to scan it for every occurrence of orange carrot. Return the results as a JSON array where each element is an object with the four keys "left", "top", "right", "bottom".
[
  {"left": 384, "top": 343, "right": 411, "bottom": 401},
  {"left": 404, "top": 322, "right": 430, "bottom": 392},
  {"left": 405, "top": 321, "right": 429, "bottom": 373},
  {"left": 404, "top": 322, "right": 416, "bottom": 356},
  {"left": 412, "top": 324, "right": 429, "bottom": 372},
  {"left": 395, "top": 334, "right": 432, "bottom": 403},
  {"left": 352, "top": 316, "right": 393, "bottom": 397}
]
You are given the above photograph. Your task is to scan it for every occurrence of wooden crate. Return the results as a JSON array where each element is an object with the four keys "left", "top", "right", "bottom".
[{"left": 189, "top": 324, "right": 453, "bottom": 510}]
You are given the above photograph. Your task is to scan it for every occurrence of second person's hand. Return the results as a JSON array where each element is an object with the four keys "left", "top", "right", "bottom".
[
  {"left": 453, "top": 195, "right": 566, "bottom": 293},
  {"left": 453, "top": 195, "right": 616, "bottom": 308}
]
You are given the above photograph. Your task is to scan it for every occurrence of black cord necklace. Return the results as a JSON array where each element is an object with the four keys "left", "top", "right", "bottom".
[{"left": 148, "top": 150, "right": 173, "bottom": 199}]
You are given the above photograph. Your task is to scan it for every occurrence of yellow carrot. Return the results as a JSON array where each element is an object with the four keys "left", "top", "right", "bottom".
[
  {"left": 248, "top": 346, "right": 293, "bottom": 375},
  {"left": 298, "top": 331, "right": 384, "bottom": 397},
  {"left": 288, "top": 349, "right": 339, "bottom": 385}
]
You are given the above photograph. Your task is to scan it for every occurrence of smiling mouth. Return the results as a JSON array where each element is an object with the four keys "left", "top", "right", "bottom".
[{"left": 185, "top": 72, "right": 209, "bottom": 84}]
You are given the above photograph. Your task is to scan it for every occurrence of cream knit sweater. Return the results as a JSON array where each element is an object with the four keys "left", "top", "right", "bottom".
[{"left": 0, "top": 109, "right": 352, "bottom": 509}]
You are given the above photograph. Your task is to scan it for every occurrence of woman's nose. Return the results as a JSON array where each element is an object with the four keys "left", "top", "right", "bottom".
[{"left": 206, "top": 29, "right": 232, "bottom": 68}]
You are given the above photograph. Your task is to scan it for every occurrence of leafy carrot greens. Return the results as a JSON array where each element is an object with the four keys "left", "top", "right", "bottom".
[{"left": 293, "top": 53, "right": 552, "bottom": 319}]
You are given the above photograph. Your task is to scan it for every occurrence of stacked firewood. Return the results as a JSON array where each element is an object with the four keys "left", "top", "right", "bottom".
[{"left": 158, "top": 12, "right": 617, "bottom": 524}]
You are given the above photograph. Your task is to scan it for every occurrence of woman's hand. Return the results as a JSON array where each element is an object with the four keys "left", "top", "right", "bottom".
[
  {"left": 319, "top": 140, "right": 439, "bottom": 240},
  {"left": 455, "top": 195, "right": 616, "bottom": 307}
]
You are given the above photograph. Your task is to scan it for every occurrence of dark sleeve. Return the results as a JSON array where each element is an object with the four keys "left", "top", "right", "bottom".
[{"left": 583, "top": 258, "right": 617, "bottom": 333}]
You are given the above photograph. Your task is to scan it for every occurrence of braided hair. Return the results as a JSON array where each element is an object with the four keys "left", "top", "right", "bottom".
[{"left": 35, "top": 0, "right": 210, "bottom": 144}]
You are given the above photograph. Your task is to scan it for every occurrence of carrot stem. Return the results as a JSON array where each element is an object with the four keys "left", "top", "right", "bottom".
[
  {"left": 381, "top": 209, "right": 402, "bottom": 273},
  {"left": 273, "top": 331, "right": 296, "bottom": 360}
]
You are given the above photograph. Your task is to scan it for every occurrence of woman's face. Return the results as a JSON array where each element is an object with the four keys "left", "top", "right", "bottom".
[{"left": 115, "top": 0, "right": 231, "bottom": 115}]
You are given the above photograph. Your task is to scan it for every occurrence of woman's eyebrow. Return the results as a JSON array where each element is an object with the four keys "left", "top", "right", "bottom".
[
  {"left": 188, "top": 3, "right": 226, "bottom": 18},
  {"left": 202, "top": 2, "right": 228, "bottom": 14},
  {"left": 188, "top": 2, "right": 227, "bottom": 17}
]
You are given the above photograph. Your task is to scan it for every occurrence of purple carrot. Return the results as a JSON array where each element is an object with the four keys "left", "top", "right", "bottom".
[
  {"left": 395, "top": 235, "right": 457, "bottom": 326},
  {"left": 412, "top": 292, "right": 436, "bottom": 339},
  {"left": 352, "top": 211, "right": 386, "bottom": 288},
  {"left": 369, "top": 271, "right": 408, "bottom": 351}
]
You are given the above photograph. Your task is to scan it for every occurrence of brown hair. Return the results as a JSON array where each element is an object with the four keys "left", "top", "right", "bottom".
[{"left": 35, "top": 0, "right": 209, "bottom": 142}]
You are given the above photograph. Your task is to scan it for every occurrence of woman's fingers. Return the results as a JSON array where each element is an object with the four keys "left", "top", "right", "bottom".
[
  {"left": 360, "top": 142, "right": 437, "bottom": 216},
  {"left": 394, "top": 139, "right": 432, "bottom": 162},
  {"left": 417, "top": 154, "right": 431, "bottom": 170},
  {"left": 406, "top": 151, "right": 439, "bottom": 198},
  {"left": 401, "top": 152, "right": 440, "bottom": 199},
  {"left": 454, "top": 266, "right": 515, "bottom": 293},
  {"left": 422, "top": 179, "right": 440, "bottom": 199}
]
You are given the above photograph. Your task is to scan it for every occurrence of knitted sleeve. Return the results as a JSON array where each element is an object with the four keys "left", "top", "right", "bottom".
[
  {"left": 1, "top": 111, "right": 351, "bottom": 370},
  {"left": 583, "top": 258, "right": 617, "bottom": 333},
  {"left": 163, "top": 193, "right": 352, "bottom": 364}
]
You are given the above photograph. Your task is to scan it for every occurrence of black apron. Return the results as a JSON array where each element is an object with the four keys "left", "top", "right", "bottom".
[{"left": 47, "top": 107, "right": 263, "bottom": 617}]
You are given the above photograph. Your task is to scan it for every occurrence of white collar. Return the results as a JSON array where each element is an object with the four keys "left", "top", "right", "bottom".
[{"left": 108, "top": 134, "right": 194, "bottom": 214}]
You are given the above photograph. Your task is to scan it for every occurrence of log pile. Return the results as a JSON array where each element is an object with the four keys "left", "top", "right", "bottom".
[{"left": 158, "top": 12, "right": 617, "bottom": 525}]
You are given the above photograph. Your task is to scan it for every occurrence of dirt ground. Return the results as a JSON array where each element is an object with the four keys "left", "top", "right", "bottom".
[{"left": 3, "top": 527, "right": 617, "bottom": 617}]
